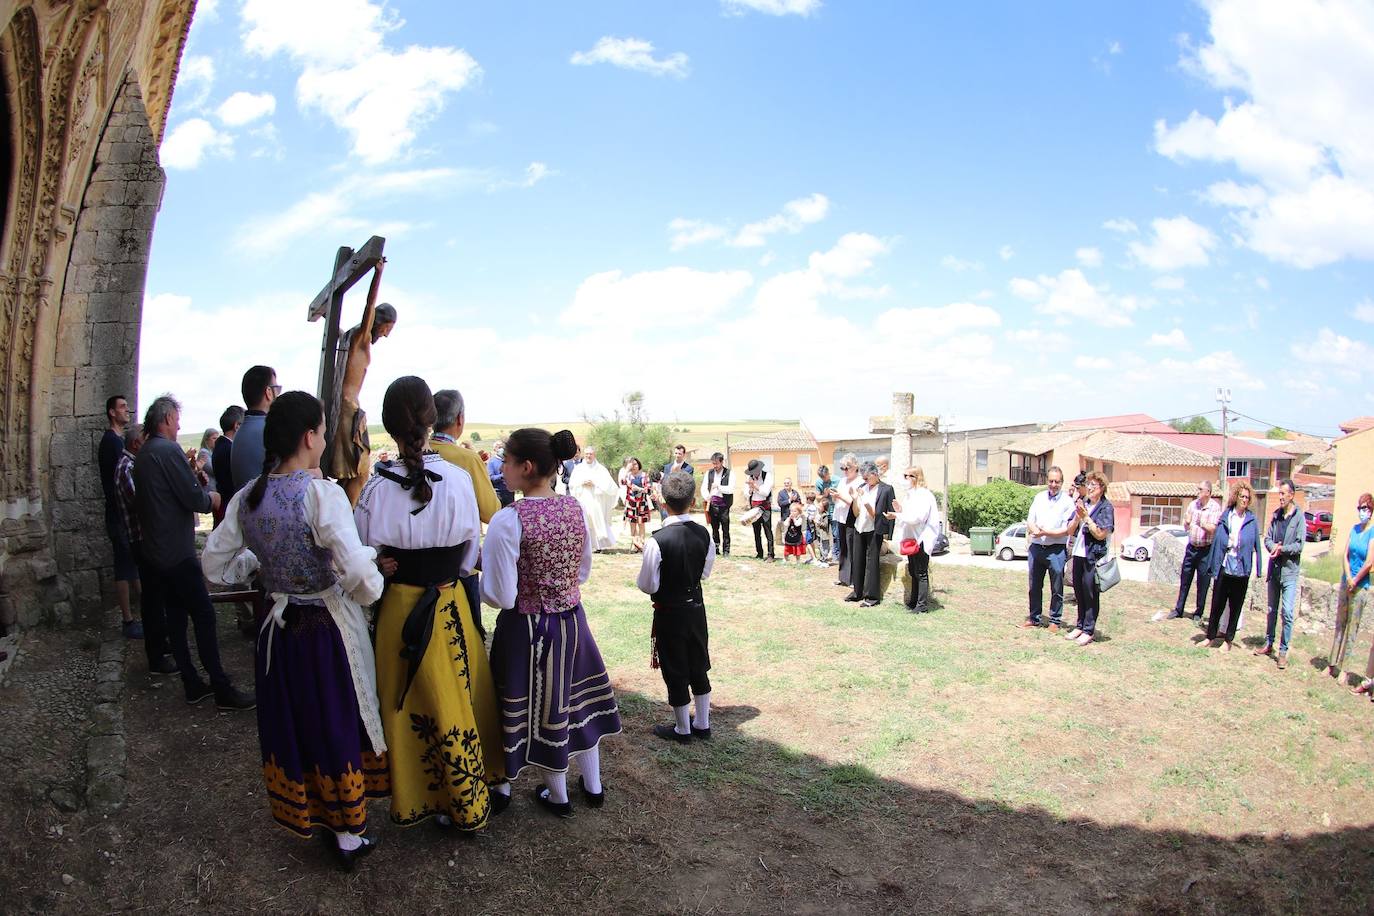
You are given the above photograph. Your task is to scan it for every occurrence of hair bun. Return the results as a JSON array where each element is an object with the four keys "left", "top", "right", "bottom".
[{"left": 551, "top": 429, "right": 578, "bottom": 462}]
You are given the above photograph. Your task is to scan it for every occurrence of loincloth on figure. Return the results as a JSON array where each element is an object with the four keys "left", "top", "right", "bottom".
[{"left": 328, "top": 396, "right": 371, "bottom": 481}]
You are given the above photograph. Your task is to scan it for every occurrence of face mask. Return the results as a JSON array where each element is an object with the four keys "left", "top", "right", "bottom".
[{"left": 1360, "top": 508, "right": 1372, "bottom": 524}]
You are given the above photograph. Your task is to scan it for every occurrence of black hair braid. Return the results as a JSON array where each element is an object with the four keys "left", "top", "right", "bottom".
[{"left": 382, "top": 376, "right": 438, "bottom": 509}]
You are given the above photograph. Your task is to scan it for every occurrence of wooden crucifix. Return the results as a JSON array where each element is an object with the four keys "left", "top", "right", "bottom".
[{"left": 307, "top": 235, "right": 393, "bottom": 506}]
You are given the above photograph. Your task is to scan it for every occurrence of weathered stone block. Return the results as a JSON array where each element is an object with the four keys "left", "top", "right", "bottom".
[
  {"left": 49, "top": 431, "right": 89, "bottom": 468},
  {"left": 72, "top": 568, "right": 99, "bottom": 599},
  {"left": 85, "top": 203, "right": 136, "bottom": 235},
  {"left": 104, "top": 263, "right": 147, "bottom": 294},
  {"left": 105, "top": 142, "right": 143, "bottom": 165},
  {"left": 55, "top": 313, "right": 91, "bottom": 368},
  {"left": 128, "top": 205, "right": 159, "bottom": 231},
  {"left": 50, "top": 500, "right": 86, "bottom": 533},
  {"left": 32, "top": 556, "right": 58, "bottom": 581},
  {"left": 90, "top": 701, "right": 122, "bottom": 735},
  {"left": 86, "top": 775, "right": 126, "bottom": 814},
  {"left": 50, "top": 376, "right": 76, "bottom": 419},
  {"left": 1148, "top": 530, "right": 1186, "bottom": 587},
  {"left": 87, "top": 290, "right": 133, "bottom": 323},
  {"left": 68, "top": 230, "right": 97, "bottom": 266},
  {"left": 90, "top": 322, "right": 138, "bottom": 366},
  {"left": 82, "top": 180, "right": 127, "bottom": 207},
  {"left": 94, "top": 678, "right": 121, "bottom": 704},
  {"left": 50, "top": 464, "right": 76, "bottom": 501}
]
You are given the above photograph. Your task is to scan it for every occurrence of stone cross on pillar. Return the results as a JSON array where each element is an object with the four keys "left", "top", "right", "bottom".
[{"left": 870, "top": 392, "right": 939, "bottom": 479}]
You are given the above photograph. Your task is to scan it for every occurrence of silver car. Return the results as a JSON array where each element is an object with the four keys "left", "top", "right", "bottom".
[{"left": 995, "top": 523, "right": 1029, "bottom": 561}]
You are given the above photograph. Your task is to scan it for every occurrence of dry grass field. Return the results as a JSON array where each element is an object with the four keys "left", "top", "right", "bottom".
[{"left": 3, "top": 541, "right": 1374, "bottom": 914}]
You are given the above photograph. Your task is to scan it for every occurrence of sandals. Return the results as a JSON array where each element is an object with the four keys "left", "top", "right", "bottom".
[{"left": 1351, "top": 680, "right": 1373, "bottom": 697}]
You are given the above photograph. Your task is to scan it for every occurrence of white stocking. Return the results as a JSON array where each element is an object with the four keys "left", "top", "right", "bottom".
[
  {"left": 694, "top": 691, "right": 712, "bottom": 730},
  {"left": 542, "top": 770, "right": 568, "bottom": 804},
  {"left": 578, "top": 745, "right": 603, "bottom": 794}
]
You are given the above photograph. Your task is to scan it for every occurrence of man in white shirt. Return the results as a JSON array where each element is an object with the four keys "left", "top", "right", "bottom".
[
  {"left": 744, "top": 459, "right": 775, "bottom": 561},
  {"left": 700, "top": 451, "right": 734, "bottom": 556},
  {"left": 1019, "top": 466, "right": 1075, "bottom": 632}
]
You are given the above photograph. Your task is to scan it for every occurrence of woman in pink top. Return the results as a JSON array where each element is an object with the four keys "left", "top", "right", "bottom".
[{"left": 482, "top": 428, "right": 622, "bottom": 818}]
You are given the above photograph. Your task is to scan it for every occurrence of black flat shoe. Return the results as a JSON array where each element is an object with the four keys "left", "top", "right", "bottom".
[
  {"left": 843, "top": 593, "right": 861, "bottom": 602},
  {"left": 690, "top": 724, "right": 711, "bottom": 741},
  {"left": 578, "top": 775, "right": 605, "bottom": 808},
  {"left": 859, "top": 599, "right": 879, "bottom": 607},
  {"left": 328, "top": 835, "right": 377, "bottom": 872},
  {"left": 490, "top": 788, "right": 512, "bottom": 816},
  {"left": 532, "top": 786, "right": 574, "bottom": 819},
  {"left": 653, "top": 723, "right": 692, "bottom": 744}
]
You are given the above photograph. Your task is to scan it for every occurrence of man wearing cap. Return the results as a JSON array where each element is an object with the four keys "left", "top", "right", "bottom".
[{"left": 745, "top": 459, "right": 775, "bottom": 561}]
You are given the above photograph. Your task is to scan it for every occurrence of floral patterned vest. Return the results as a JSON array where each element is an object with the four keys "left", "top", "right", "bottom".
[
  {"left": 238, "top": 472, "right": 336, "bottom": 597},
  {"left": 513, "top": 496, "right": 585, "bottom": 614}
]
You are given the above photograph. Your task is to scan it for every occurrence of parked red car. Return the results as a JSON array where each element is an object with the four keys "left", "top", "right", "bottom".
[{"left": 1305, "top": 511, "right": 1333, "bottom": 541}]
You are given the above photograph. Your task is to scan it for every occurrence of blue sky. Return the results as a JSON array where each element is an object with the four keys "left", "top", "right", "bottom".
[{"left": 140, "top": 0, "right": 1374, "bottom": 439}]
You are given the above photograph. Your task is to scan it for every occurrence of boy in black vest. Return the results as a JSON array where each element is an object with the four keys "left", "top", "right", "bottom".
[
  {"left": 637, "top": 471, "right": 716, "bottom": 743},
  {"left": 700, "top": 451, "right": 733, "bottom": 556}
]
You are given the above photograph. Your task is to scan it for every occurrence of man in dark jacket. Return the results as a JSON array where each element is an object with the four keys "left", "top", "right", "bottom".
[
  {"left": 134, "top": 395, "right": 254, "bottom": 711},
  {"left": 1256, "top": 479, "right": 1304, "bottom": 669}
]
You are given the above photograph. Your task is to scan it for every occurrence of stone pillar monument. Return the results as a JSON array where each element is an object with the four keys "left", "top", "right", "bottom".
[{"left": 870, "top": 392, "right": 939, "bottom": 480}]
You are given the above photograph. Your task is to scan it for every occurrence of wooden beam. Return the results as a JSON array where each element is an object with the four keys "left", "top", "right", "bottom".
[{"left": 306, "top": 235, "right": 387, "bottom": 321}]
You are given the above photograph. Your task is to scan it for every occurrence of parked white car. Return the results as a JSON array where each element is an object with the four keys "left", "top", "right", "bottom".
[
  {"left": 994, "top": 523, "right": 1029, "bottom": 561},
  {"left": 1120, "top": 524, "right": 1187, "bottom": 561}
]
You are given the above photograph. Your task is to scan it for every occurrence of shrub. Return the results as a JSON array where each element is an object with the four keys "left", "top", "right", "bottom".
[
  {"left": 947, "top": 479, "right": 1040, "bottom": 534},
  {"left": 470, "top": 431, "right": 482, "bottom": 442}
]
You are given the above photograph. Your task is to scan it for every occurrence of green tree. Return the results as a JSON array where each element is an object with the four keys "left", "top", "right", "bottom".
[
  {"left": 585, "top": 391, "right": 673, "bottom": 474},
  {"left": 947, "top": 479, "right": 1040, "bottom": 534},
  {"left": 1266, "top": 426, "right": 1290, "bottom": 440},
  {"left": 470, "top": 431, "right": 482, "bottom": 442},
  {"left": 1170, "top": 415, "right": 1217, "bottom": 434}
]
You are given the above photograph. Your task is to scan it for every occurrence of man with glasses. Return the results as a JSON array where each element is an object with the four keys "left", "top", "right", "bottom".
[
  {"left": 1155, "top": 479, "right": 1221, "bottom": 623},
  {"left": 230, "top": 365, "right": 278, "bottom": 497},
  {"left": 1019, "top": 466, "right": 1075, "bottom": 632}
]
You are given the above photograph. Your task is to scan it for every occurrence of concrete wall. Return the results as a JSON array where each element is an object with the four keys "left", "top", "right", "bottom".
[{"left": 1334, "top": 427, "right": 1374, "bottom": 546}]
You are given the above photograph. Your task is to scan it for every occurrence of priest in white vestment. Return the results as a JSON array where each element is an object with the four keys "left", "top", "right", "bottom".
[{"left": 569, "top": 447, "right": 619, "bottom": 550}]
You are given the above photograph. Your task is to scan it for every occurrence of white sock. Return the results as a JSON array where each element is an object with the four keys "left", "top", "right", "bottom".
[
  {"left": 336, "top": 831, "right": 363, "bottom": 851},
  {"left": 673, "top": 703, "right": 691, "bottom": 734},
  {"left": 542, "top": 770, "right": 568, "bottom": 804},
  {"left": 694, "top": 692, "right": 711, "bottom": 730},
  {"left": 578, "top": 746, "right": 603, "bottom": 794},
  {"left": 492, "top": 781, "right": 511, "bottom": 797}
]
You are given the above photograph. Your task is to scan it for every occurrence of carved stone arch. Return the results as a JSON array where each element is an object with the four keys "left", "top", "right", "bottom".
[
  {"left": 0, "top": 6, "right": 43, "bottom": 505},
  {"left": 137, "top": 0, "right": 193, "bottom": 145},
  {"left": 61, "top": 7, "right": 111, "bottom": 210}
]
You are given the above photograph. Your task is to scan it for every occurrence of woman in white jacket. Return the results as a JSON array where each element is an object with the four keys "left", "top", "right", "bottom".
[{"left": 886, "top": 466, "right": 939, "bottom": 613}]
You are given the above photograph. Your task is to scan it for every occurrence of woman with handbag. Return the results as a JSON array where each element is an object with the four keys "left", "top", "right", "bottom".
[
  {"left": 1064, "top": 471, "right": 1114, "bottom": 646},
  {"left": 1202, "top": 480, "right": 1262, "bottom": 652},
  {"left": 886, "top": 466, "right": 939, "bottom": 613}
]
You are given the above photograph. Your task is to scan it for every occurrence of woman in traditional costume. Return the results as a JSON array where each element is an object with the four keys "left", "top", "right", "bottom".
[
  {"left": 483, "top": 428, "right": 622, "bottom": 817},
  {"left": 354, "top": 376, "right": 510, "bottom": 830},
  {"left": 203, "top": 392, "right": 387, "bottom": 870}
]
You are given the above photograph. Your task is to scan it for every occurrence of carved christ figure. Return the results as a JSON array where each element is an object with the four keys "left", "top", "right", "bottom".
[{"left": 329, "top": 260, "right": 396, "bottom": 506}]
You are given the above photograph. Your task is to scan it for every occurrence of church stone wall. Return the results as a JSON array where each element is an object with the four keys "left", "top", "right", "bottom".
[{"left": 0, "top": 0, "right": 194, "bottom": 631}]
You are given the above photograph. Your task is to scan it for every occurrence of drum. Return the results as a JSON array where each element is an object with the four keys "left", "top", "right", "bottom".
[{"left": 738, "top": 506, "right": 763, "bottom": 526}]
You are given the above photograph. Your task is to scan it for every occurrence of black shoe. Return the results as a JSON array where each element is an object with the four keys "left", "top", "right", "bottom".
[
  {"left": 185, "top": 681, "right": 214, "bottom": 705},
  {"left": 328, "top": 835, "right": 378, "bottom": 872},
  {"left": 490, "top": 787, "right": 512, "bottom": 816},
  {"left": 690, "top": 724, "right": 711, "bottom": 741},
  {"left": 215, "top": 686, "right": 256, "bottom": 711},
  {"left": 149, "top": 655, "right": 178, "bottom": 676},
  {"left": 859, "top": 599, "right": 879, "bottom": 608},
  {"left": 843, "top": 593, "right": 861, "bottom": 602},
  {"left": 532, "top": 786, "right": 574, "bottom": 819},
  {"left": 653, "top": 723, "right": 692, "bottom": 744},
  {"left": 578, "top": 775, "right": 605, "bottom": 809}
]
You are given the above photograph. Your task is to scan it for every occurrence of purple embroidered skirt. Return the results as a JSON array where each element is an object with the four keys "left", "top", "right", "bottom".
[{"left": 490, "top": 603, "right": 622, "bottom": 776}]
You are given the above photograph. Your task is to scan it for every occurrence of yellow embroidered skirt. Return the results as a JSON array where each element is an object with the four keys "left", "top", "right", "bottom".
[{"left": 374, "top": 580, "right": 506, "bottom": 829}]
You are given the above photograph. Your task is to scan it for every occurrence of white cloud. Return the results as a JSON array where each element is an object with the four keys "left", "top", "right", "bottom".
[
  {"left": 1255, "top": 276, "right": 1270, "bottom": 290},
  {"left": 1291, "top": 327, "right": 1374, "bottom": 372},
  {"left": 808, "top": 232, "right": 889, "bottom": 279},
  {"left": 242, "top": 0, "right": 480, "bottom": 164},
  {"left": 1006, "top": 328, "right": 1070, "bottom": 351},
  {"left": 1352, "top": 299, "right": 1374, "bottom": 323},
  {"left": 160, "top": 118, "right": 232, "bottom": 169},
  {"left": 1007, "top": 268, "right": 1136, "bottom": 327},
  {"left": 668, "top": 218, "right": 727, "bottom": 251},
  {"left": 1075, "top": 246, "right": 1102, "bottom": 267},
  {"left": 940, "top": 254, "right": 982, "bottom": 273},
  {"left": 999, "top": 245, "right": 1014, "bottom": 261},
  {"left": 1152, "top": 275, "right": 1186, "bottom": 291},
  {"left": 1147, "top": 328, "right": 1190, "bottom": 348},
  {"left": 1128, "top": 216, "right": 1216, "bottom": 271},
  {"left": 732, "top": 193, "right": 829, "bottom": 247},
  {"left": 1156, "top": 350, "right": 1265, "bottom": 392},
  {"left": 874, "top": 303, "right": 1002, "bottom": 338},
  {"left": 233, "top": 167, "right": 467, "bottom": 255},
  {"left": 1103, "top": 218, "right": 1138, "bottom": 234},
  {"left": 570, "top": 37, "right": 689, "bottom": 78},
  {"left": 561, "top": 268, "right": 753, "bottom": 327},
  {"left": 176, "top": 55, "right": 215, "bottom": 109},
  {"left": 1074, "top": 355, "right": 1114, "bottom": 370},
  {"left": 216, "top": 91, "right": 276, "bottom": 126},
  {"left": 1156, "top": 0, "right": 1374, "bottom": 268},
  {"left": 721, "top": 0, "right": 820, "bottom": 16}
]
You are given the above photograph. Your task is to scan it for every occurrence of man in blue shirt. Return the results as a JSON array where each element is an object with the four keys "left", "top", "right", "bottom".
[
  {"left": 488, "top": 439, "right": 514, "bottom": 508},
  {"left": 230, "top": 365, "right": 277, "bottom": 496}
]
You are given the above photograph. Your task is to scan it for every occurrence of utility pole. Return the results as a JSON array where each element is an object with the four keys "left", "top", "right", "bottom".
[
  {"left": 941, "top": 414, "right": 954, "bottom": 504},
  {"left": 1216, "top": 387, "right": 1232, "bottom": 492}
]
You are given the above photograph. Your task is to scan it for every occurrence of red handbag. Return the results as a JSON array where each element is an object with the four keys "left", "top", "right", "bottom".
[{"left": 899, "top": 538, "right": 921, "bottom": 556}]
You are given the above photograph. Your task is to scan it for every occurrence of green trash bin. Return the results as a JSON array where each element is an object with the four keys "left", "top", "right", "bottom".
[{"left": 969, "top": 527, "right": 995, "bottom": 556}]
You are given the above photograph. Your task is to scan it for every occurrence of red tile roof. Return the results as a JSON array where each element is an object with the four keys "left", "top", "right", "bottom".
[
  {"left": 1339, "top": 416, "right": 1374, "bottom": 435},
  {"left": 1151, "top": 433, "right": 1291, "bottom": 460},
  {"left": 1055, "top": 413, "right": 1176, "bottom": 433}
]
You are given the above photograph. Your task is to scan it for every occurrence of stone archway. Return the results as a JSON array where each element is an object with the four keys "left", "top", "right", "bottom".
[{"left": 0, "top": 0, "right": 194, "bottom": 633}]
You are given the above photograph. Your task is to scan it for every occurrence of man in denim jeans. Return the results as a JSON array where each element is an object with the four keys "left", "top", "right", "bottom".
[
  {"left": 1019, "top": 467, "right": 1076, "bottom": 632},
  {"left": 1256, "top": 479, "right": 1304, "bottom": 669}
]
